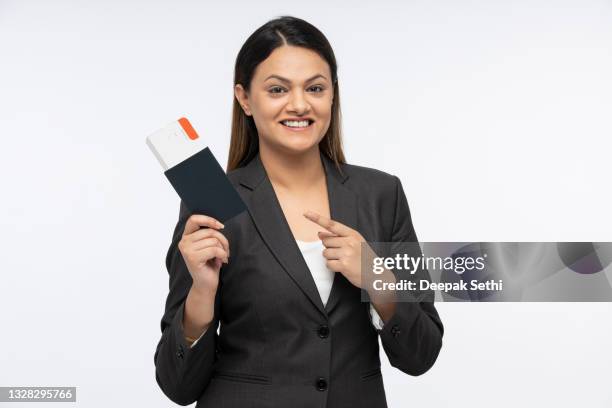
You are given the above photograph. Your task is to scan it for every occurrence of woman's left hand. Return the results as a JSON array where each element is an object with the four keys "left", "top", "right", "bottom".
[{"left": 303, "top": 210, "right": 375, "bottom": 290}]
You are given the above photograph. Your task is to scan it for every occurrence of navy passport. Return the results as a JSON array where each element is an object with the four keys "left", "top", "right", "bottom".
[{"left": 164, "top": 147, "right": 247, "bottom": 223}]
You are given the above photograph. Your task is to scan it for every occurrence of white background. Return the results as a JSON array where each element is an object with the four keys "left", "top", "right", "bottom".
[{"left": 1, "top": 0, "right": 611, "bottom": 407}]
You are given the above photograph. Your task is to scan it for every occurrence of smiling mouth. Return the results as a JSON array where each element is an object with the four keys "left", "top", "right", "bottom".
[{"left": 279, "top": 119, "right": 314, "bottom": 129}]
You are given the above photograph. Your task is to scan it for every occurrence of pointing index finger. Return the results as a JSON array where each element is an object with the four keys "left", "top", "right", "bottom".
[{"left": 303, "top": 211, "right": 350, "bottom": 237}]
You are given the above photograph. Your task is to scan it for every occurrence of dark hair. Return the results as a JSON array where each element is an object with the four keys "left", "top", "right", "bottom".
[{"left": 227, "top": 15, "right": 346, "bottom": 171}]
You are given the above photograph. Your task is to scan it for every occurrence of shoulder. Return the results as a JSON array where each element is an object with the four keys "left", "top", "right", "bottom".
[
  {"left": 227, "top": 166, "right": 246, "bottom": 183},
  {"left": 340, "top": 162, "right": 400, "bottom": 198},
  {"left": 227, "top": 165, "right": 255, "bottom": 189}
]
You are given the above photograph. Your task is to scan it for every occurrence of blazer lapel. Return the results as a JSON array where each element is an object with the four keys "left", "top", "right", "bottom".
[
  {"left": 238, "top": 151, "right": 358, "bottom": 318},
  {"left": 321, "top": 154, "right": 359, "bottom": 314}
]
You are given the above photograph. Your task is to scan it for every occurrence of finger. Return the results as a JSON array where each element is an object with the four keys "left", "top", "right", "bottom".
[
  {"left": 319, "top": 232, "right": 346, "bottom": 248},
  {"left": 183, "top": 245, "right": 228, "bottom": 267},
  {"left": 319, "top": 235, "right": 345, "bottom": 248},
  {"left": 318, "top": 230, "right": 337, "bottom": 239},
  {"left": 322, "top": 247, "right": 342, "bottom": 260},
  {"left": 191, "top": 237, "right": 224, "bottom": 252},
  {"left": 325, "top": 259, "right": 343, "bottom": 272},
  {"left": 303, "top": 211, "right": 352, "bottom": 237},
  {"left": 186, "top": 228, "right": 230, "bottom": 256},
  {"left": 183, "top": 214, "right": 224, "bottom": 236},
  {"left": 198, "top": 246, "right": 229, "bottom": 263}
]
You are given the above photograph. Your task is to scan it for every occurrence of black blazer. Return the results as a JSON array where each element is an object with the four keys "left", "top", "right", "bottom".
[{"left": 154, "top": 151, "right": 444, "bottom": 408}]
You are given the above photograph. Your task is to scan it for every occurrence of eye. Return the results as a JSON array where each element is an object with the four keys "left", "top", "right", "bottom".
[
  {"left": 308, "top": 85, "right": 324, "bottom": 93},
  {"left": 268, "top": 86, "right": 286, "bottom": 94}
]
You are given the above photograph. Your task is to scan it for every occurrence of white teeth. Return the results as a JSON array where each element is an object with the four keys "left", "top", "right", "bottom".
[{"left": 282, "top": 120, "right": 311, "bottom": 128}]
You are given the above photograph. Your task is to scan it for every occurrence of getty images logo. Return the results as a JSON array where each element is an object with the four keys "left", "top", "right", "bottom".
[{"left": 372, "top": 253, "right": 488, "bottom": 275}]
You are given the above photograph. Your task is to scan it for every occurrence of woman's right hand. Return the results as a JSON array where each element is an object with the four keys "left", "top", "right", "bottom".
[{"left": 178, "top": 214, "right": 230, "bottom": 294}]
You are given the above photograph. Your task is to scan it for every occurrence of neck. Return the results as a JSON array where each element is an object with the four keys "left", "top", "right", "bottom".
[{"left": 259, "top": 144, "right": 325, "bottom": 191}]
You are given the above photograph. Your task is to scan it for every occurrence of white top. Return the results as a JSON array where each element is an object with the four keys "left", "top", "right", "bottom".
[
  {"left": 296, "top": 239, "right": 385, "bottom": 332},
  {"left": 295, "top": 239, "right": 335, "bottom": 306},
  {"left": 189, "top": 239, "right": 384, "bottom": 348}
]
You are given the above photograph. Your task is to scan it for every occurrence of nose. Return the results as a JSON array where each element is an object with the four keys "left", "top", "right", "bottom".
[{"left": 286, "top": 89, "right": 310, "bottom": 115}]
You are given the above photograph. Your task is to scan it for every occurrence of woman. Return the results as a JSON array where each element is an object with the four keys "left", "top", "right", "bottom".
[{"left": 154, "top": 15, "right": 443, "bottom": 408}]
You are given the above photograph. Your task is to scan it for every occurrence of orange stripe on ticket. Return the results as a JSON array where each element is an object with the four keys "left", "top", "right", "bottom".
[{"left": 178, "top": 117, "right": 199, "bottom": 140}]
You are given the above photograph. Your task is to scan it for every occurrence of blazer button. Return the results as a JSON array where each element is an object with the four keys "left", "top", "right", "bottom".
[
  {"left": 391, "top": 325, "right": 401, "bottom": 337},
  {"left": 315, "top": 377, "right": 328, "bottom": 391},
  {"left": 317, "top": 324, "right": 330, "bottom": 338},
  {"left": 176, "top": 345, "right": 185, "bottom": 359}
]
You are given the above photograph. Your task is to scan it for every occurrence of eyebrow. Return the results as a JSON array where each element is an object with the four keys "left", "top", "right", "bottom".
[{"left": 264, "top": 73, "right": 328, "bottom": 84}]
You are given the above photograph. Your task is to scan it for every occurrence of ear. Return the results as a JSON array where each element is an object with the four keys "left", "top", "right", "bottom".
[{"left": 234, "top": 84, "right": 252, "bottom": 116}]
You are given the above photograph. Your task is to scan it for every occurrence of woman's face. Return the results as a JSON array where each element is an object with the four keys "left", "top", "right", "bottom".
[{"left": 235, "top": 45, "right": 334, "bottom": 156}]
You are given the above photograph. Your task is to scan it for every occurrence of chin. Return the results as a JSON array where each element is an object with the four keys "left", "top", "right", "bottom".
[
  {"left": 281, "top": 144, "right": 317, "bottom": 156},
  {"left": 275, "top": 140, "right": 319, "bottom": 156},
  {"left": 269, "top": 133, "right": 318, "bottom": 152}
]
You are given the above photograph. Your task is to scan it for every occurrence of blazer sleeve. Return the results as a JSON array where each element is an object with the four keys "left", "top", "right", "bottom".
[
  {"left": 154, "top": 200, "right": 220, "bottom": 406},
  {"left": 377, "top": 176, "right": 444, "bottom": 376}
]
